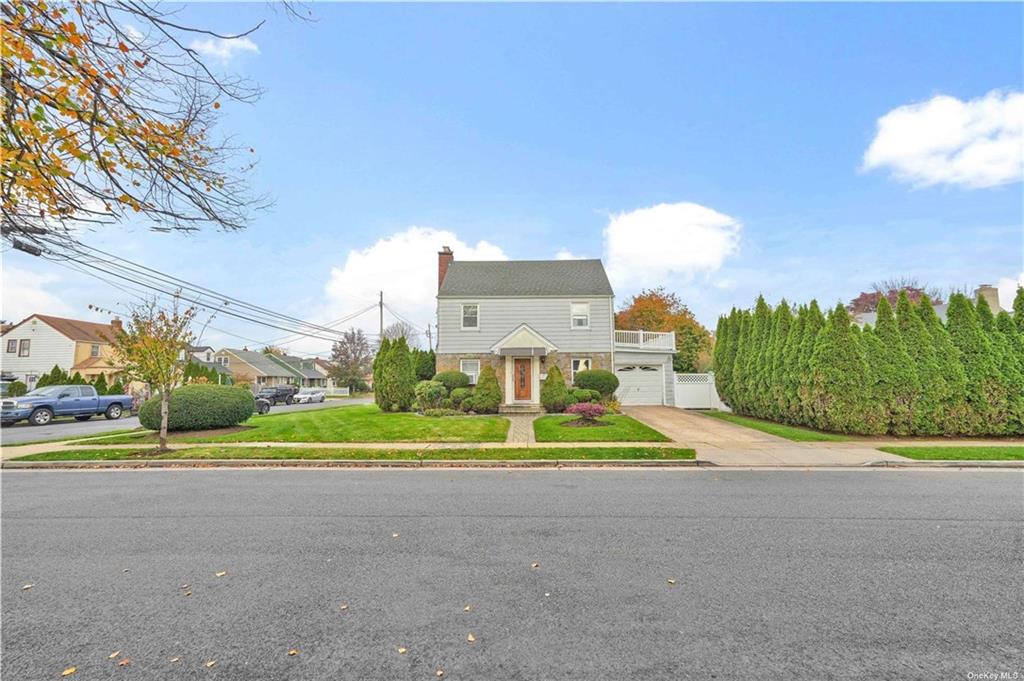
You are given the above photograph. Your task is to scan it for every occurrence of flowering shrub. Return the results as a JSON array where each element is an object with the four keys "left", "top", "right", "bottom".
[{"left": 564, "top": 402, "right": 606, "bottom": 422}]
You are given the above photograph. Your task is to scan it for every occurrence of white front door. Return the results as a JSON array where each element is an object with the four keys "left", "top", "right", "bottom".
[{"left": 615, "top": 364, "right": 663, "bottom": 405}]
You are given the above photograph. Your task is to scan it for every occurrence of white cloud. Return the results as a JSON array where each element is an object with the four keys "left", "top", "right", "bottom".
[
  {"left": 555, "top": 248, "right": 585, "bottom": 260},
  {"left": 997, "top": 272, "right": 1024, "bottom": 311},
  {"left": 318, "top": 227, "right": 506, "bottom": 348},
  {"left": 603, "top": 202, "right": 742, "bottom": 290},
  {"left": 863, "top": 90, "right": 1024, "bottom": 189},
  {"left": 1, "top": 266, "right": 74, "bottom": 323},
  {"left": 189, "top": 36, "right": 260, "bottom": 62}
]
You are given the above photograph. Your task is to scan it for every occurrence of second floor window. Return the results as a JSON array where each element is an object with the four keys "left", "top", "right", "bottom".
[
  {"left": 90, "top": 344, "right": 100, "bottom": 357},
  {"left": 461, "top": 304, "right": 479, "bottom": 330},
  {"left": 571, "top": 302, "right": 590, "bottom": 329},
  {"left": 18, "top": 339, "right": 30, "bottom": 357},
  {"left": 6, "top": 339, "right": 16, "bottom": 353}
]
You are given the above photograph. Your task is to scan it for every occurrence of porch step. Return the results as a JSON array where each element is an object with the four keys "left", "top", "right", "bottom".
[{"left": 499, "top": 404, "right": 545, "bottom": 415}]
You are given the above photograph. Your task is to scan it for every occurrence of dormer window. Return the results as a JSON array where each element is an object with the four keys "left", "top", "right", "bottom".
[
  {"left": 570, "top": 302, "right": 590, "bottom": 329},
  {"left": 91, "top": 344, "right": 100, "bottom": 357},
  {"left": 461, "top": 304, "right": 479, "bottom": 330}
]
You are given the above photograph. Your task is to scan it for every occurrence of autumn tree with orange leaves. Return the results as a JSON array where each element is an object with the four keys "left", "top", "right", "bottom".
[
  {"left": 1, "top": 0, "right": 274, "bottom": 251},
  {"left": 615, "top": 288, "right": 713, "bottom": 372}
]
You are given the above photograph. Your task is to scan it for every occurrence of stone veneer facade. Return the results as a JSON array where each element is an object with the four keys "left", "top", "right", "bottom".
[{"left": 435, "top": 352, "right": 612, "bottom": 402}]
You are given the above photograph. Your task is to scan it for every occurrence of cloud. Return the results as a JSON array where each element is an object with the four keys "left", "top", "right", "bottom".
[
  {"left": 319, "top": 227, "right": 506, "bottom": 348},
  {"left": 603, "top": 202, "right": 742, "bottom": 291},
  {"left": 2, "top": 266, "right": 74, "bottom": 323},
  {"left": 555, "top": 248, "right": 585, "bottom": 260},
  {"left": 863, "top": 90, "right": 1024, "bottom": 188},
  {"left": 997, "top": 272, "right": 1024, "bottom": 311},
  {"left": 189, "top": 36, "right": 260, "bottom": 62}
]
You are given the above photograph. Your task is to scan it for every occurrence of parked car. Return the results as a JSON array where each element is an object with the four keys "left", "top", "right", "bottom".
[
  {"left": 293, "top": 388, "right": 326, "bottom": 404},
  {"left": 255, "top": 385, "right": 299, "bottom": 406},
  {"left": 1, "top": 385, "right": 133, "bottom": 426},
  {"left": 255, "top": 397, "right": 272, "bottom": 415}
]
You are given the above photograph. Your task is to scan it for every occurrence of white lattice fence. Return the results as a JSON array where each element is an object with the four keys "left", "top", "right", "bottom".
[{"left": 673, "top": 373, "right": 730, "bottom": 410}]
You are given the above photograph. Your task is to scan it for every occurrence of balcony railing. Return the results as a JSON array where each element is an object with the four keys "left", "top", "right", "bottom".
[{"left": 614, "top": 329, "right": 676, "bottom": 350}]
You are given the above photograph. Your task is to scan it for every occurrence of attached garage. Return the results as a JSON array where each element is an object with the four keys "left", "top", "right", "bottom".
[{"left": 615, "top": 364, "right": 665, "bottom": 405}]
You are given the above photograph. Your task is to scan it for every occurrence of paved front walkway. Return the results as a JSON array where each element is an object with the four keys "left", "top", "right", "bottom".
[{"left": 505, "top": 414, "right": 538, "bottom": 444}]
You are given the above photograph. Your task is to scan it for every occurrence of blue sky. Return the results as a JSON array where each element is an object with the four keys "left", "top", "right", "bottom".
[{"left": 3, "top": 2, "right": 1022, "bottom": 355}]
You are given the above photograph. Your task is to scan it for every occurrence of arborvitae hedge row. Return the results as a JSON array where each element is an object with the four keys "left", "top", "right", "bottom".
[{"left": 713, "top": 288, "right": 1024, "bottom": 436}]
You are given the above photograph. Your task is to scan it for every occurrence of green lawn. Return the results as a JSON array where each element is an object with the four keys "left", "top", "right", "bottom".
[
  {"left": 533, "top": 414, "right": 671, "bottom": 442},
  {"left": 13, "top": 446, "right": 696, "bottom": 462},
  {"left": 699, "top": 410, "right": 850, "bottom": 442},
  {"left": 878, "top": 446, "right": 1024, "bottom": 461},
  {"left": 82, "top": 404, "right": 509, "bottom": 444}
]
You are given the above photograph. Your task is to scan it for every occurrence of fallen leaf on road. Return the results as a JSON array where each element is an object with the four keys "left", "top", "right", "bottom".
[
  {"left": 118, "top": 658, "right": 131, "bottom": 667},
  {"left": 463, "top": 605, "right": 471, "bottom": 612},
  {"left": 122, "top": 569, "right": 130, "bottom": 573},
  {"left": 287, "top": 649, "right": 299, "bottom": 656},
  {"left": 181, "top": 584, "right": 189, "bottom": 589},
  {"left": 544, "top": 592, "right": 550, "bottom": 597},
  {"left": 214, "top": 571, "right": 227, "bottom": 577},
  {"left": 22, "top": 584, "right": 33, "bottom": 590},
  {"left": 667, "top": 579, "right": 677, "bottom": 585},
  {"left": 108, "top": 651, "right": 120, "bottom": 659},
  {"left": 436, "top": 669, "right": 445, "bottom": 677},
  {"left": 339, "top": 604, "right": 349, "bottom": 611},
  {"left": 204, "top": 660, "right": 217, "bottom": 668},
  {"left": 183, "top": 591, "right": 192, "bottom": 597},
  {"left": 467, "top": 633, "right": 476, "bottom": 643},
  {"left": 397, "top": 647, "right": 407, "bottom": 654},
  {"left": 169, "top": 657, "right": 180, "bottom": 663},
  {"left": 61, "top": 667, "right": 77, "bottom": 677},
  {"left": 391, "top": 533, "right": 399, "bottom": 538},
  {"left": 531, "top": 562, "right": 540, "bottom": 569}
]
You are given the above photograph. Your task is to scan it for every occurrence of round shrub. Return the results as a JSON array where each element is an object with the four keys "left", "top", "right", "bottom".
[
  {"left": 573, "top": 369, "right": 619, "bottom": 397},
  {"left": 433, "top": 371, "right": 470, "bottom": 393},
  {"left": 414, "top": 380, "right": 447, "bottom": 411},
  {"left": 450, "top": 387, "right": 473, "bottom": 409},
  {"left": 571, "top": 388, "right": 601, "bottom": 403},
  {"left": 540, "top": 365, "right": 569, "bottom": 413},
  {"left": 7, "top": 380, "right": 27, "bottom": 397},
  {"left": 467, "top": 365, "right": 501, "bottom": 414},
  {"left": 565, "top": 402, "right": 606, "bottom": 421},
  {"left": 139, "top": 384, "right": 255, "bottom": 432}
]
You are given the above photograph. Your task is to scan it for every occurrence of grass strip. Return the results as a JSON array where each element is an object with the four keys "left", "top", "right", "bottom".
[
  {"left": 533, "top": 415, "right": 670, "bottom": 442},
  {"left": 698, "top": 410, "right": 850, "bottom": 442},
  {"left": 4, "top": 428, "right": 144, "bottom": 448},
  {"left": 13, "top": 446, "right": 696, "bottom": 462},
  {"left": 878, "top": 446, "right": 1024, "bottom": 461}
]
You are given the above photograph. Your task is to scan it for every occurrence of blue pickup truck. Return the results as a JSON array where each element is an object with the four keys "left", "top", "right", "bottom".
[{"left": 1, "top": 385, "right": 133, "bottom": 426}]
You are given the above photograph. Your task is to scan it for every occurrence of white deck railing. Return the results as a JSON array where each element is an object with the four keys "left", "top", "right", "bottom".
[{"left": 614, "top": 329, "right": 675, "bottom": 350}]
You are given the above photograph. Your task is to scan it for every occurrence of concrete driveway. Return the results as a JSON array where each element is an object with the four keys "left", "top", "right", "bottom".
[{"left": 623, "top": 406, "right": 907, "bottom": 466}]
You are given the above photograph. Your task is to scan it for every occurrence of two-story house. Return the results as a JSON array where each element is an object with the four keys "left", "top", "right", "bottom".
[
  {"left": 434, "top": 247, "right": 676, "bottom": 411},
  {"left": 0, "top": 314, "right": 126, "bottom": 388}
]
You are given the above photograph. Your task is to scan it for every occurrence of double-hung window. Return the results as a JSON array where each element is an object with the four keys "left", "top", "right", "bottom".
[
  {"left": 570, "top": 302, "right": 590, "bottom": 329},
  {"left": 90, "top": 344, "right": 100, "bottom": 357},
  {"left": 18, "top": 339, "right": 30, "bottom": 357},
  {"left": 6, "top": 339, "right": 16, "bottom": 353},
  {"left": 571, "top": 358, "right": 591, "bottom": 382},
  {"left": 460, "top": 359, "right": 480, "bottom": 385},
  {"left": 461, "top": 304, "right": 479, "bottom": 330}
]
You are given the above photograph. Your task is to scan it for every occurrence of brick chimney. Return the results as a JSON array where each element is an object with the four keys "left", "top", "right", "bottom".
[
  {"left": 974, "top": 284, "right": 1001, "bottom": 312},
  {"left": 438, "top": 246, "right": 454, "bottom": 290},
  {"left": 110, "top": 317, "right": 123, "bottom": 334}
]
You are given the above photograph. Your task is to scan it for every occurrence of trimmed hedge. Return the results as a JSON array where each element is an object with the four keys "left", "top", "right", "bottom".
[
  {"left": 573, "top": 369, "right": 619, "bottom": 397},
  {"left": 433, "top": 371, "right": 471, "bottom": 393},
  {"left": 571, "top": 388, "right": 601, "bottom": 403},
  {"left": 139, "top": 384, "right": 255, "bottom": 432},
  {"left": 540, "top": 365, "right": 570, "bottom": 413},
  {"left": 450, "top": 387, "right": 473, "bottom": 409},
  {"left": 414, "top": 380, "right": 447, "bottom": 410},
  {"left": 467, "top": 365, "right": 501, "bottom": 414}
]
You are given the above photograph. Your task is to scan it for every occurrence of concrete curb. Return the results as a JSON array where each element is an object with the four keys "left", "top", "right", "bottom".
[
  {"left": 1, "top": 458, "right": 705, "bottom": 470},
  {"left": 863, "top": 460, "right": 1024, "bottom": 469}
]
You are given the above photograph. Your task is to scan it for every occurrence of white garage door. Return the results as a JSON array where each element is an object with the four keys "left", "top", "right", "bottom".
[{"left": 615, "top": 365, "right": 663, "bottom": 405}]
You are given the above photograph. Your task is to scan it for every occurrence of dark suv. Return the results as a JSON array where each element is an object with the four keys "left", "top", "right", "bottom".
[{"left": 256, "top": 385, "right": 299, "bottom": 406}]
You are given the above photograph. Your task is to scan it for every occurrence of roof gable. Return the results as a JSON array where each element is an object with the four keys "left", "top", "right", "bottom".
[
  {"left": 4, "top": 314, "right": 116, "bottom": 343},
  {"left": 438, "top": 259, "right": 614, "bottom": 298}
]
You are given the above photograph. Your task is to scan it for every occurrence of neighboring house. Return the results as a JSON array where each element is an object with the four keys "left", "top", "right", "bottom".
[
  {"left": 212, "top": 348, "right": 296, "bottom": 388},
  {"left": 311, "top": 358, "right": 341, "bottom": 391},
  {"left": 178, "top": 345, "right": 233, "bottom": 382},
  {"left": 434, "top": 247, "right": 675, "bottom": 410},
  {"left": 852, "top": 284, "right": 1002, "bottom": 327},
  {"left": 0, "top": 314, "right": 126, "bottom": 388},
  {"left": 266, "top": 353, "right": 328, "bottom": 388}
]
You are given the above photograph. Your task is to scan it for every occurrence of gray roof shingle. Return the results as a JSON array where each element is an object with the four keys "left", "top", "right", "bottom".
[
  {"left": 438, "top": 259, "right": 613, "bottom": 297},
  {"left": 226, "top": 349, "right": 294, "bottom": 377}
]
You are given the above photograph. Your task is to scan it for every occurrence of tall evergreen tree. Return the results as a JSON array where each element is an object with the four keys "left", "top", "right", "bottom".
[
  {"left": 916, "top": 297, "right": 971, "bottom": 434},
  {"left": 946, "top": 293, "right": 1007, "bottom": 434},
  {"left": 730, "top": 311, "right": 752, "bottom": 412},
  {"left": 993, "top": 310, "right": 1024, "bottom": 434},
  {"left": 896, "top": 292, "right": 946, "bottom": 435},
  {"left": 796, "top": 300, "right": 825, "bottom": 423},
  {"left": 743, "top": 296, "right": 772, "bottom": 416},
  {"left": 92, "top": 373, "right": 109, "bottom": 395},
  {"left": 780, "top": 306, "right": 806, "bottom": 423},
  {"left": 372, "top": 337, "right": 392, "bottom": 410},
  {"left": 767, "top": 301, "right": 792, "bottom": 420},
  {"left": 712, "top": 311, "right": 732, "bottom": 402},
  {"left": 1014, "top": 286, "right": 1024, "bottom": 333},
  {"left": 808, "top": 304, "right": 874, "bottom": 433},
  {"left": 872, "top": 296, "right": 920, "bottom": 435}
]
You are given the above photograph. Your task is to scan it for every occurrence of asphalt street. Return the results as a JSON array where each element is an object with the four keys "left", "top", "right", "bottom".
[
  {"left": 0, "top": 397, "right": 373, "bottom": 445},
  {"left": 2, "top": 469, "right": 1021, "bottom": 680}
]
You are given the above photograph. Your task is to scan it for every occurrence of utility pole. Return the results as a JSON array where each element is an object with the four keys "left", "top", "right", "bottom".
[
  {"left": 379, "top": 291, "right": 384, "bottom": 340},
  {"left": 426, "top": 323, "right": 432, "bottom": 350}
]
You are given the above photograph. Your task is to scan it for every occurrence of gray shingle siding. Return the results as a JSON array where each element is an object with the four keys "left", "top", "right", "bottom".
[{"left": 438, "top": 260, "right": 613, "bottom": 298}]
